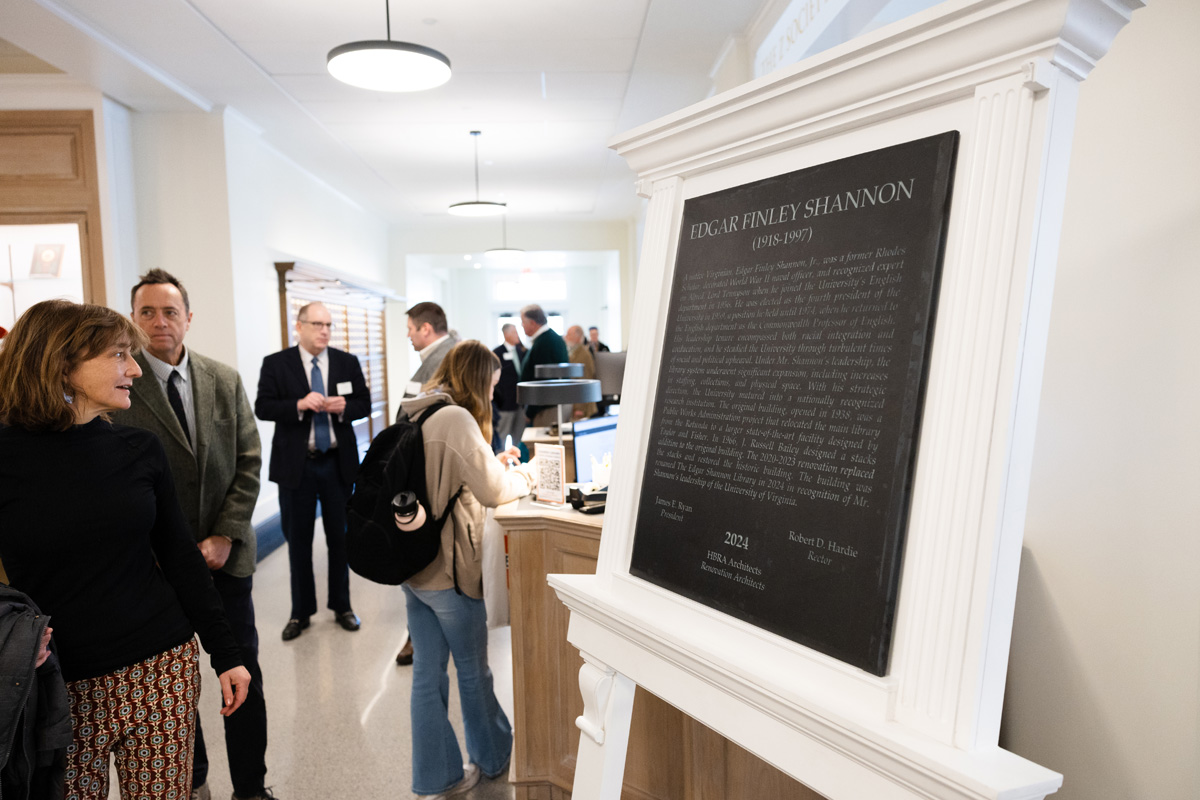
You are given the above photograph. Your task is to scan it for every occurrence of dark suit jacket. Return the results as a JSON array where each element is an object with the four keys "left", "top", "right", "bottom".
[
  {"left": 519, "top": 328, "right": 568, "bottom": 383},
  {"left": 519, "top": 328, "right": 569, "bottom": 421},
  {"left": 112, "top": 351, "right": 262, "bottom": 577},
  {"left": 254, "top": 346, "right": 370, "bottom": 490},
  {"left": 492, "top": 342, "right": 527, "bottom": 411}
]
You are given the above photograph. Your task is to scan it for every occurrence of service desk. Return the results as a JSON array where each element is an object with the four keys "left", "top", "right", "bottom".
[{"left": 496, "top": 495, "right": 819, "bottom": 800}]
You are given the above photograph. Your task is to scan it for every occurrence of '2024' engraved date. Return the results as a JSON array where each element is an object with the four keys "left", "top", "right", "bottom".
[{"left": 724, "top": 531, "right": 750, "bottom": 550}]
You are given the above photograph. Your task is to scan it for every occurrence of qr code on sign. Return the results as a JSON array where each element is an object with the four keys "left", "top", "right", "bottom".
[
  {"left": 534, "top": 442, "right": 565, "bottom": 503},
  {"left": 538, "top": 458, "right": 561, "bottom": 493}
]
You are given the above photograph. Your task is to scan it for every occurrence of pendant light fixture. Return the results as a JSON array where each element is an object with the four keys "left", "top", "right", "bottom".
[
  {"left": 327, "top": 0, "right": 451, "bottom": 93},
  {"left": 448, "top": 131, "right": 507, "bottom": 217},
  {"left": 486, "top": 214, "right": 524, "bottom": 264}
]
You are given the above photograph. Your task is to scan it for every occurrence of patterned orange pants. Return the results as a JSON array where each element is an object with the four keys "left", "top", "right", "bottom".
[{"left": 64, "top": 639, "right": 201, "bottom": 800}]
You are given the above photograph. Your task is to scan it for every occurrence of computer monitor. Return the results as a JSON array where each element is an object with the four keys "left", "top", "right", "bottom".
[
  {"left": 572, "top": 414, "right": 618, "bottom": 486},
  {"left": 593, "top": 351, "right": 626, "bottom": 399}
]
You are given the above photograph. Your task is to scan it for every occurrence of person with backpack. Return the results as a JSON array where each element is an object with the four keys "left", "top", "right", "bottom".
[{"left": 398, "top": 340, "right": 535, "bottom": 798}]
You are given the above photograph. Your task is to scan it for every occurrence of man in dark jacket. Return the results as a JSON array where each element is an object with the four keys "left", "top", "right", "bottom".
[
  {"left": 114, "top": 269, "right": 272, "bottom": 800},
  {"left": 492, "top": 323, "right": 528, "bottom": 448},
  {"left": 519, "top": 304, "right": 569, "bottom": 426},
  {"left": 587, "top": 326, "right": 610, "bottom": 356},
  {"left": 255, "top": 302, "right": 371, "bottom": 642}
]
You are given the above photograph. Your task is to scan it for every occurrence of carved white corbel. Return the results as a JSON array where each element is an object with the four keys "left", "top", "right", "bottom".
[
  {"left": 576, "top": 659, "right": 615, "bottom": 744},
  {"left": 570, "top": 654, "right": 637, "bottom": 800}
]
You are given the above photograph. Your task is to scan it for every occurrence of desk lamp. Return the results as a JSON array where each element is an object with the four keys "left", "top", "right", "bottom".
[{"left": 516, "top": 378, "right": 601, "bottom": 448}]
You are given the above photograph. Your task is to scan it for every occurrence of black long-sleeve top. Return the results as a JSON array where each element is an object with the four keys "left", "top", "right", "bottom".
[{"left": 0, "top": 418, "right": 242, "bottom": 681}]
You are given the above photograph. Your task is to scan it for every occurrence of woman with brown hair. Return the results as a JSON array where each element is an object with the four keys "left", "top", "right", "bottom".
[
  {"left": 399, "top": 339, "right": 535, "bottom": 798},
  {"left": 0, "top": 299, "right": 250, "bottom": 800}
]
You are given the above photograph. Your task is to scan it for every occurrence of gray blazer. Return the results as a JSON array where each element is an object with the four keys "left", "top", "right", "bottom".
[
  {"left": 410, "top": 334, "right": 458, "bottom": 389},
  {"left": 113, "top": 351, "right": 262, "bottom": 577},
  {"left": 397, "top": 332, "right": 459, "bottom": 422}
]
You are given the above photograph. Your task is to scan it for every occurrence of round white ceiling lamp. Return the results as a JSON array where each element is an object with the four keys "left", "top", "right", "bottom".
[
  {"left": 327, "top": 1, "right": 451, "bottom": 93},
  {"left": 486, "top": 214, "right": 525, "bottom": 264},
  {"left": 448, "top": 131, "right": 507, "bottom": 217}
]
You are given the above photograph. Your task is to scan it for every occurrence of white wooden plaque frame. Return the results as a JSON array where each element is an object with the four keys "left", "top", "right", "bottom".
[{"left": 548, "top": 1, "right": 1143, "bottom": 798}]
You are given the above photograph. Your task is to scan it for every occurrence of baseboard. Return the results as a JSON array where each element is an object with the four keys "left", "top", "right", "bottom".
[{"left": 254, "top": 513, "right": 285, "bottom": 562}]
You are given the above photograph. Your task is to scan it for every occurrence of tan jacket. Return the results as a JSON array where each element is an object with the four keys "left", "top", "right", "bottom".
[
  {"left": 568, "top": 343, "right": 598, "bottom": 418},
  {"left": 402, "top": 393, "right": 534, "bottom": 598}
]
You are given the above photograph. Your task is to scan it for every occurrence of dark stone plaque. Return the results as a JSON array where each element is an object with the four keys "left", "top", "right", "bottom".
[{"left": 629, "top": 132, "right": 959, "bottom": 676}]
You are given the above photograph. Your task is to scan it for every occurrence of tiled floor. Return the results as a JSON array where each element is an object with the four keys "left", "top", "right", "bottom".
[{"left": 110, "top": 526, "right": 517, "bottom": 800}]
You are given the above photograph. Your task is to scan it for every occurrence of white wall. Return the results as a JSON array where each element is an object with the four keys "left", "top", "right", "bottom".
[
  {"left": 1000, "top": 2, "right": 1200, "bottom": 799},
  {"left": 102, "top": 97, "right": 140, "bottom": 298},
  {"left": 132, "top": 110, "right": 238, "bottom": 363},
  {"left": 221, "top": 109, "right": 388, "bottom": 376}
]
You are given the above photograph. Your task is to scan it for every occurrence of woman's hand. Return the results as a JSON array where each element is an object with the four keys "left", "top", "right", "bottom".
[
  {"left": 496, "top": 445, "right": 520, "bottom": 468},
  {"left": 519, "top": 456, "right": 538, "bottom": 488},
  {"left": 218, "top": 665, "right": 252, "bottom": 716},
  {"left": 34, "top": 626, "right": 52, "bottom": 668}
]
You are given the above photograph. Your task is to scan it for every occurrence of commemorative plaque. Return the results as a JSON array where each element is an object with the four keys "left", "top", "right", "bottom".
[{"left": 629, "top": 132, "right": 959, "bottom": 675}]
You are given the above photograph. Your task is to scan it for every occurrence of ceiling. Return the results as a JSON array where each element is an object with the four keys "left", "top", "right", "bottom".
[{"left": 0, "top": 0, "right": 767, "bottom": 228}]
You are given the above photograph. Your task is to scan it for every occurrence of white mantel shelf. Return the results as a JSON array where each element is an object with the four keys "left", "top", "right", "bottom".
[{"left": 552, "top": 572, "right": 1059, "bottom": 800}]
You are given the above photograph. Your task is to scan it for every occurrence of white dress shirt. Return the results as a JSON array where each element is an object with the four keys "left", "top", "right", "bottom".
[{"left": 299, "top": 345, "right": 338, "bottom": 451}]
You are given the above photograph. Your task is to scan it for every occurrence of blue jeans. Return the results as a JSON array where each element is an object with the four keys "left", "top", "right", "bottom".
[{"left": 403, "top": 585, "right": 512, "bottom": 794}]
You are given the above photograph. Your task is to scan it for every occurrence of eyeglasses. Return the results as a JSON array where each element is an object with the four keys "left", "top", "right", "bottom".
[{"left": 299, "top": 320, "right": 335, "bottom": 330}]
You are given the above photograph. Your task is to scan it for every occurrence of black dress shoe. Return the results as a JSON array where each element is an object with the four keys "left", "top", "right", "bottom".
[
  {"left": 395, "top": 638, "right": 414, "bottom": 665},
  {"left": 335, "top": 610, "right": 361, "bottom": 631},
  {"left": 281, "top": 617, "right": 309, "bottom": 641}
]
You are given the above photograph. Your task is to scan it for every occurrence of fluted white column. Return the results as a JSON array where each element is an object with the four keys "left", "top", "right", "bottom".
[{"left": 892, "top": 60, "right": 1081, "bottom": 749}]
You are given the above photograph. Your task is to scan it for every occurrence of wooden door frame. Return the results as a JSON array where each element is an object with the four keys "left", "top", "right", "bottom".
[{"left": 0, "top": 110, "right": 106, "bottom": 305}]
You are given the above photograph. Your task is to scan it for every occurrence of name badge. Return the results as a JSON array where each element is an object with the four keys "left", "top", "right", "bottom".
[
  {"left": 503, "top": 352, "right": 516, "bottom": 362},
  {"left": 336, "top": 381, "right": 353, "bottom": 395}
]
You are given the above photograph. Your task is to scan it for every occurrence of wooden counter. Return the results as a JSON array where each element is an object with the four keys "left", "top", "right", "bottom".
[{"left": 496, "top": 496, "right": 820, "bottom": 800}]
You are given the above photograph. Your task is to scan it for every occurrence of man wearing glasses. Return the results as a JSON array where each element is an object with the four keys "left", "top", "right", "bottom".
[{"left": 255, "top": 302, "right": 370, "bottom": 641}]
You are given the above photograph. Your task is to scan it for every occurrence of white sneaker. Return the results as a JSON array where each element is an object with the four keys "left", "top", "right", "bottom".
[{"left": 419, "top": 764, "right": 480, "bottom": 799}]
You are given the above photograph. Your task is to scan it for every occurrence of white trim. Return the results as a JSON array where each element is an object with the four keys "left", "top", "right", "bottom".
[{"left": 31, "top": 0, "right": 213, "bottom": 111}]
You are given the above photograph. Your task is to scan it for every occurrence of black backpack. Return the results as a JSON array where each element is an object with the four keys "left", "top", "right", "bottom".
[{"left": 346, "top": 401, "right": 464, "bottom": 587}]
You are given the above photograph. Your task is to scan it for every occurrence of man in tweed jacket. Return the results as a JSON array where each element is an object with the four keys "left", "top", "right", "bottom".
[{"left": 113, "top": 269, "right": 271, "bottom": 800}]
